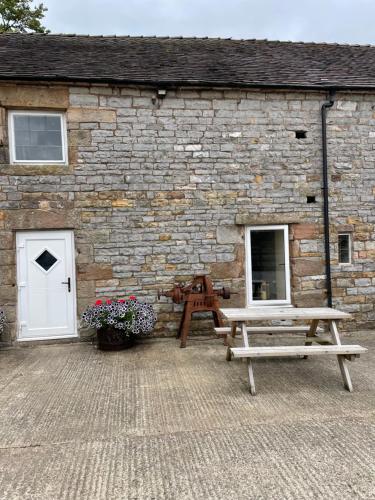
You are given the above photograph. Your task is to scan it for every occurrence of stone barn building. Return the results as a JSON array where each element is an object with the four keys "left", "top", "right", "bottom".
[{"left": 0, "top": 33, "right": 374, "bottom": 343}]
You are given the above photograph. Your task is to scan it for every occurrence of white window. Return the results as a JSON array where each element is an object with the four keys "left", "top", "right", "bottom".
[
  {"left": 8, "top": 111, "right": 67, "bottom": 164},
  {"left": 245, "top": 225, "right": 291, "bottom": 306},
  {"left": 338, "top": 233, "right": 351, "bottom": 264}
]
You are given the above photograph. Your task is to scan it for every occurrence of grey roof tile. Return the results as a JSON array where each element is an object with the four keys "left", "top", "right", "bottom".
[{"left": 1, "top": 33, "right": 375, "bottom": 89}]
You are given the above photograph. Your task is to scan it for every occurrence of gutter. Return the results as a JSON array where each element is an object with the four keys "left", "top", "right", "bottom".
[
  {"left": 0, "top": 74, "right": 375, "bottom": 92},
  {"left": 321, "top": 90, "right": 336, "bottom": 308}
]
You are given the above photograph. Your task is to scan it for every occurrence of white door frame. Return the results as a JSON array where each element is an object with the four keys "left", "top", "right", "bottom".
[
  {"left": 245, "top": 224, "right": 291, "bottom": 307},
  {"left": 16, "top": 230, "right": 78, "bottom": 341}
]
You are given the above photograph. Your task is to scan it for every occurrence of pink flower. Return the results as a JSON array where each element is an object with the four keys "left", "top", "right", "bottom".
[
  {"left": 95, "top": 300, "right": 103, "bottom": 306},
  {"left": 106, "top": 299, "right": 112, "bottom": 304},
  {"left": 118, "top": 299, "right": 125, "bottom": 303},
  {"left": 129, "top": 295, "right": 137, "bottom": 301}
]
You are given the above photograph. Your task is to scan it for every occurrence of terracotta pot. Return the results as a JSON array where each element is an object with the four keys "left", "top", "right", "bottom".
[{"left": 97, "top": 327, "right": 135, "bottom": 351}]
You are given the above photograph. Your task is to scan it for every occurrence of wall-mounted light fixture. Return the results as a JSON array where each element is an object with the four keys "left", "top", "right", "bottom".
[
  {"left": 152, "top": 89, "right": 167, "bottom": 107},
  {"left": 157, "top": 89, "right": 167, "bottom": 98}
]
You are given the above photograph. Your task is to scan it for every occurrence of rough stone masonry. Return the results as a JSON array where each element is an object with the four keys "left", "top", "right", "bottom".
[{"left": 0, "top": 83, "right": 374, "bottom": 342}]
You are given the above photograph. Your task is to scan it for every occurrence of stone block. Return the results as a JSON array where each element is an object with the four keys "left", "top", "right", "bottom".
[
  {"left": 210, "top": 260, "right": 243, "bottom": 279},
  {"left": 69, "top": 86, "right": 90, "bottom": 94},
  {"left": 0, "top": 285, "right": 16, "bottom": 304},
  {"left": 96, "top": 279, "right": 120, "bottom": 288},
  {"left": 90, "top": 86, "right": 113, "bottom": 95},
  {"left": 78, "top": 263, "right": 113, "bottom": 281},
  {"left": 107, "top": 97, "right": 132, "bottom": 107},
  {"left": 67, "top": 108, "right": 116, "bottom": 123},
  {"left": 69, "top": 94, "right": 99, "bottom": 106},
  {"left": 0, "top": 107, "right": 6, "bottom": 143},
  {"left": 336, "top": 100, "right": 357, "bottom": 111},
  {"left": 292, "top": 223, "right": 319, "bottom": 240},
  {"left": 292, "top": 258, "right": 324, "bottom": 277},
  {"left": 76, "top": 243, "right": 94, "bottom": 264},
  {"left": 68, "top": 130, "right": 91, "bottom": 147},
  {"left": 0, "top": 231, "right": 13, "bottom": 250},
  {"left": 238, "top": 99, "right": 261, "bottom": 110},
  {"left": 77, "top": 280, "right": 96, "bottom": 298},
  {"left": 217, "top": 225, "right": 242, "bottom": 244},
  {"left": 159, "top": 234, "right": 171, "bottom": 241},
  {"left": 355, "top": 278, "right": 371, "bottom": 287},
  {"left": 213, "top": 99, "right": 237, "bottom": 110},
  {"left": 0, "top": 265, "right": 15, "bottom": 285},
  {"left": 111, "top": 199, "right": 134, "bottom": 208},
  {"left": 293, "top": 289, "right": 326, "bottom": 307}
]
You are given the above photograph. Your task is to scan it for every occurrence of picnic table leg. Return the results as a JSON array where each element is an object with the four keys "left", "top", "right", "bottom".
[
  {"left": 303, "top": 319, "right": 319, "bottom": 359},
  {"left": 329, "top": 320, "right": 353, "bottom": 392},
  {"left": 240, "top": 321, "right": 256, "bottom": 395},
  {"left": 226, "top": 321, "right": 237, "bottom": 361},
  {"left": 247, "top": 359, "right": 256, "bottom": 395}
]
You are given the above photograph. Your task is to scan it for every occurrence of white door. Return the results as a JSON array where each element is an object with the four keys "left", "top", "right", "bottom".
[{"left": 17, "top": 230, "right": 77, "bottom": 340}]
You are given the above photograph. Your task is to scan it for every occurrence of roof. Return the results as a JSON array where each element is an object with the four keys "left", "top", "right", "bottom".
[{"left": 1, "top": 33, "right": 375, "bottom": 90}]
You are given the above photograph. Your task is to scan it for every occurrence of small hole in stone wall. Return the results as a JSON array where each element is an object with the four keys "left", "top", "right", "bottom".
[
  {"left": 307, "top": 196, "right": 316, "bottom": 203},
  {"left": 295, "top": 130, "right": 307, "bottom": 139}
]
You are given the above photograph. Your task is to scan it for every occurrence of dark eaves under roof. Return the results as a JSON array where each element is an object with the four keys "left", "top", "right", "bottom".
[{"left": 1, "top": 33, "right": 375, "bottom": 90}]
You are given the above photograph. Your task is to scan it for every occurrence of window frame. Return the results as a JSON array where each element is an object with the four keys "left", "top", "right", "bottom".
[
  {"left": 245, "top": 224, "right": 291, "bottom": 307},
  {"left": 338, "top": 233, "right": 352, "bottom": 265},
  {"left": 8, "top": 110, "right": 68, "bottom": 165}
]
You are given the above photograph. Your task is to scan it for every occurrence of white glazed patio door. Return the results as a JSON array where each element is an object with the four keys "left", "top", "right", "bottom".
[{"left": 17, "top": 230, "right": 77, "bottom": 340}]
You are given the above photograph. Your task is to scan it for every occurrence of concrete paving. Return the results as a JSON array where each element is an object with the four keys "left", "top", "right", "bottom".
[{"left": 0, "top": 333, "right": 374, "bottom": 499}]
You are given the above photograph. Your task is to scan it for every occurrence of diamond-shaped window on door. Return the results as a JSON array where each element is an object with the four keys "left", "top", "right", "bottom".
[{"left": 35, "top": 249, "right": 58, "bottom": 272}]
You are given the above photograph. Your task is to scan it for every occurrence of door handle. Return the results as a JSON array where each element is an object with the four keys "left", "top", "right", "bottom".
[{"left": 61, "top": 277, "right": 71, "bottom": 292}]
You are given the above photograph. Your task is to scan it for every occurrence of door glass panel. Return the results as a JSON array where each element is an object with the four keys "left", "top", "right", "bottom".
[
  {"left": 251, "top": 229, "right": 286, "bottom": 301},
  {"left": 35, "top": 249, "right": 58, "bottom": 272}
]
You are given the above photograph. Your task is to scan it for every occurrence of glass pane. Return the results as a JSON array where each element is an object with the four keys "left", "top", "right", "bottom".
[
  {"left": 13, "top": 114, "right": 63, "bottom": 162},
  {"left": 30, "top": 131, "right": 62, "bottom": 146},
  {"left": 251, "top": 229, "right": 286, "bottom": 301},
  {"left": 338, "top": 235, "right": 350, "bottom": 263},
  {"left": 13, "top": 115, "right": 29, "bottom": 129},
  {"left": 45, "top": 116, "right": 61, "bottom": 130},
  {"left": 35, "top": 250, "right": 57, "bottom": 271},
  {"left": 14, "top": 129, "right": 31, "bottom": 146},
  {"left": 16, "top": 146, "right": 63, "bottom": 161}
]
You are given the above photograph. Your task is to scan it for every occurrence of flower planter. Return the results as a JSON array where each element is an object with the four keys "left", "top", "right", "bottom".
[
  {"left": 97, "top": 327, "right": 135, "bottom": 351},
  {"left": 82, "top": 297, "right": 156, "bottom": 351}
]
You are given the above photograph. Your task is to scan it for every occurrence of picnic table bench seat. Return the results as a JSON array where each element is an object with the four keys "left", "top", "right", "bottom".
[{"left": 230, "top": 344, "right": 367, "bottom": 359}]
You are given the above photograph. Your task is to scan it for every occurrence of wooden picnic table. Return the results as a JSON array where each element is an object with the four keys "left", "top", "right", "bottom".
[{"left": 219, "top": 307, "right": 367, "bottom": 395}]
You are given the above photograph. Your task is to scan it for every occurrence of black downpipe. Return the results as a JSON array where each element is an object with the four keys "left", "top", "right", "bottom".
[{"left": 321, "top": 90, "right": 336, "bottom": 308}]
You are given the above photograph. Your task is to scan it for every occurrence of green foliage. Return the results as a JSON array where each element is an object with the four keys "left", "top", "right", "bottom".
[{"left": 0, "top": 0, "right": 48, "bottom": 33}]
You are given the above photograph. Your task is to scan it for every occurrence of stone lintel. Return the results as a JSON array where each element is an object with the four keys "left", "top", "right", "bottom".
[
  {"left": 0, "top": 84, "right": 69, "bottom": 109},
  {"left": 235, "top": 213, "right": 303, "bottom": 226},
  {"left": 0, "top": 164, "right": 74, "bottom": 176},
  {"left": 4, "top": 209, "right": 79, "bottom": 230}
]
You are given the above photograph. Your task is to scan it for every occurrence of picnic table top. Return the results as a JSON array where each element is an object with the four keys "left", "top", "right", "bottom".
[{"left": 219, "top": 307, "right": 351, "bottom": 321}]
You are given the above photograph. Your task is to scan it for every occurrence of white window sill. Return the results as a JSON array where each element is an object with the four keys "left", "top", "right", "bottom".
[{"left": 247, "top": 304, "right": 295, "bottom": 308}]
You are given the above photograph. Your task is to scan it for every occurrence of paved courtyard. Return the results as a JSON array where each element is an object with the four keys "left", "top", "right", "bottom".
[{"left": 0, "top": 333, "right": 374, "bottom": 499}]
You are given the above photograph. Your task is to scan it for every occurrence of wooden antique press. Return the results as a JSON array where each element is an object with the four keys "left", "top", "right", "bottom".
[{"left": 158, "top": 275, "right": 231, "bottom": 348}]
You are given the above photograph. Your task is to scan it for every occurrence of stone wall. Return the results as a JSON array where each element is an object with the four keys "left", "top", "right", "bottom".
[{"left": 0, "top": 83, "right": 374, "bottom": 341}]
